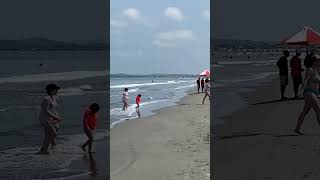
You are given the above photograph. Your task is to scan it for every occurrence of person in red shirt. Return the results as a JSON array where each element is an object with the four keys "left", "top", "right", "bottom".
[
  {"left": 81, "top": 103, "right": 100, "bottom": 153},
  {"left": 136, "top": 94, "right": 141, "bottom": 118},
  {"left": 290, "top": 52, "right": 304, "bottom": 98}
]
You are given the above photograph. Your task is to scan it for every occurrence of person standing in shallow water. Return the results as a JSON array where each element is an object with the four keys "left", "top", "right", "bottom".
[
  {"left": 294, "top": 55, "right": 320, "bottom": 135},
  {"left": 122, "top": 88, "right": 129, "bottom": 111},
  {"left": 136, "top": 94, "right": 141, "bottom": 118},
  {"left": 37, "top": 83, "right": 61, "bottom": 154},
  {"left": 277, "top": 50, "right": 290, "bottom": 100},
  {"left": 196, "top": 77, "right": 201, "bottom": 93},
  {"left": 290, "top": 52, "right": 304, "bottom": 99},
  {"left": 81, "top": 103, "right": 100, "bottom": 153}
]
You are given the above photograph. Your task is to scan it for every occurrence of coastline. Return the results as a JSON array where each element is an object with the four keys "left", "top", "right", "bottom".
[
  {"left": 110, "top": 88, "right": 210, "bottom": 179},
  {"left": 213, "top": 76, "right": 320, "bottom": 180}
]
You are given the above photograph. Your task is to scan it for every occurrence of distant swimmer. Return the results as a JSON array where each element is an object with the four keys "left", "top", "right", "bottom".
[
  {"left": 40, "top": 63, "right": 43, "bottom": 66},
  {"left": 136, "top": 94, "right": 142, "bottom": 118}
]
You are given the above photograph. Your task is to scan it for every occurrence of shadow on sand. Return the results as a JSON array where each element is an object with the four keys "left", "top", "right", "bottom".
[
  {"left": 251, "top": 97, "right": 304, "bottom": 105},
  {"left": 83, "top": 153, "right": 97, "bottom": 177},
  {"left": 218, "top": 132, "right": 307, "bottom": 140}
]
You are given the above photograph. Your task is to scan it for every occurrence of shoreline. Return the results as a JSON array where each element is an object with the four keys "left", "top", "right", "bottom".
[
  {"left": 213, "top": 75, "right": 320, "bottom": 180},
  {"left": 110, "top": 86, "right": 195, "bottom": 129},
  {"left": 110, "top": 88, "right": 210, "bottom": 179}
]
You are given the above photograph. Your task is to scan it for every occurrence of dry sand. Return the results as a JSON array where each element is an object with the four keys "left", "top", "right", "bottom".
[
  {"left": 110, "top": 91, "right": 210, "bottom": 180},
  {"left": 213, "top": 77, "right": 320, "bottom": 180}
]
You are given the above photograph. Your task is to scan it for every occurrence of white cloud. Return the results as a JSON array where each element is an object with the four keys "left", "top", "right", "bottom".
[
  {"left": 153, "top": 30, "right": 195, "bottom": 48},
  {"left": 164, "top": 7, "right": 184, "bottom": 21},
  {"left": 111, "top": 19, "right": 128, "bottom": 28},
  {"left": 152, "top": 40, "right": 176, "bottom": 47},
  {"left": 123, "top": 8, "right": 141, "bottom": 20},
  {"left": 155, "top": 30, "right": 195, "bottom": 41},
  {"left": 203, "top": 10, "right": 210, "bottom": 20}
]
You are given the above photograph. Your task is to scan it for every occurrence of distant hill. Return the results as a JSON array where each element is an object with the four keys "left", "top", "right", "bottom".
[
  {"left": 211, "top": 38, "right": 278, "bottom": 49},
  {"left": 0, "top": 38, "right": 108, "bottom": 51}
]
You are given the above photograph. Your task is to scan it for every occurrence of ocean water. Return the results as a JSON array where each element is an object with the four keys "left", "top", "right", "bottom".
[
  {"left": 212, "top": 52, "right": 281, "bottom": 126},
  {"left": 0, "top": 51, "right": 107, "bottom": 179},
  {"left": 110, "top": 76, "right": 199, "bottom": 128}
]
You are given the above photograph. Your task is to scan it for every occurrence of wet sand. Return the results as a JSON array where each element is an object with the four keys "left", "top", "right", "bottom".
[
  {"left": 110, "top": 90, "right": 210, "bottom": 180},
  {"left": 213, "top": 77, "right": 320, "bottom": 180}
]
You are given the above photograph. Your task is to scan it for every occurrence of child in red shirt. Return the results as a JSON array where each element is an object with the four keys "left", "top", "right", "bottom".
[
  {"left": 81, "top": 103, "right": 100, "bottom": 153},
  {"left": 136, "top": 94, "right": 141, "bottom": 118}
]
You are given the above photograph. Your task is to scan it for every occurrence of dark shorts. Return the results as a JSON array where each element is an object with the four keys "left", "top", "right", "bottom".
[
  {"left": 280, "top": 75, "right": 288, "bottom": 86},
  {"left": 292, "top": 76, "right": 302, "bottom": 84}
]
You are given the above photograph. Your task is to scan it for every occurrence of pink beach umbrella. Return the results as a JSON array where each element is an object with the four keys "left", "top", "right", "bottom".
[
  {"left": 281, "top": 26, "right": 320, "bottom": 53},
  {"left": 199, "top": 69, "right": 210, "bottom": 77}
]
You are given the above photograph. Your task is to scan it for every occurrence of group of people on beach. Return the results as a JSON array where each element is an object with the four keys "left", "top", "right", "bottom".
[
  {"left": 196, "top": 77, "right": 211, "bottom": 104},
  {"left": 277, "top": 50, "right": 320, "bottom": 135},
  {"left": 37, "top": 83, "right": 100, "bottom": 154},
  {"left": 122, "top": 88, "right": 142, "bottom": 117}
]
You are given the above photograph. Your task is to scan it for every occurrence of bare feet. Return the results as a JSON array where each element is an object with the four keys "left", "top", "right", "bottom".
[
  {"left": 294, "top": 129, "right": 304, "bottom": 135},
  {"left": 81, "top": 145, "right": 87, "bottom": 152},
  {"left": 35, "top": 150, "right": 49, "bottom": 155}
]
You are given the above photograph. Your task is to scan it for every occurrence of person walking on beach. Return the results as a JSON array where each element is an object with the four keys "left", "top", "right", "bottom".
[
  {"left": 37, "top": 83, "right": 61, "bottom": 154},
  {"left": 304, "top": 51, "right": 314, "bottom": 69},
  {"left": 277, "top": 50, "right": 290, "bottom": 100},
  {"left": 81, "top": 103, "right": 100, "bottom": 153},
  {"left": 290, "top": 52, "right": 304, "bottom": 98},
  {"left": 202, "top": 79, "right": 210, "bottom": 104},
  {"left": 136, "top": 94, "right": 141, "bottom": 118},
  {"left": 201, "top": 78, "right": 205, "bottom": 93},
  {"left": 294, "top": 55, "right": 320, "bottom": 135},
  {"left": 122, "top": 88, "right": 129, "bottom": 111},
  {"left": 196, "top": 77, "right": 201, "bottom": 93}
]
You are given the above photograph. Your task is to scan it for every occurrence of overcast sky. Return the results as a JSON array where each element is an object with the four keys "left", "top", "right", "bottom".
[
  {"left": 111, "top": 0, "right": 210, "bottom": 74},
  {"left": 213, "top": 0, "right": 320, "bottom": 41},
  {"left": 0, "top": 0, "right": 107, "bottom": 43}
]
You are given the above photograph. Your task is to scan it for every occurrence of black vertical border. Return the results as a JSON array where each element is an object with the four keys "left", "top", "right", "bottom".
[
  {"left": 210, "top": 0, "right": 214, "bottom": 179},
  {"left": 106, "top": 0, "right": 110, "bottom": 179}
]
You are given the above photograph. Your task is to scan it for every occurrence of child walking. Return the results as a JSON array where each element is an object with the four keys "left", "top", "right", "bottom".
[
  {"left": 81, "top": 103, "right": 100, "bottom": 153},
  {"left": 136, "top": 94, "right": 141, "bottom": 118}
]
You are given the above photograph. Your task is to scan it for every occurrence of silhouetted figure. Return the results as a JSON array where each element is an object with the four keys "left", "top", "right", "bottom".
[
  {"left": 277, "top": 50, "right": 290, "bottom": 100},
  {"left": 196, "top": 77, "right": 201, "bottom": 93},
  {"left": 200, "top": 78, "right": 205, "bottom": 93},
  {"left": 304, "top": 52, "right": 315, "bottom": 69},
  {"left": 290, "top": 52, "right": 303, "bottom": 98}
]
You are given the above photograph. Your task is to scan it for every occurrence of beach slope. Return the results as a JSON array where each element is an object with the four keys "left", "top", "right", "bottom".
[
  {"left": 110, "top": 91, "right": 210, "bottom": 180},
  {"left": 213, "top": 78, "right": 320, "bottom": 180}
]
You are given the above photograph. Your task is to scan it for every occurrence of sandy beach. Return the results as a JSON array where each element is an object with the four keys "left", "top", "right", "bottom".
[
  {"left": 110, "top": 90, "right": 210, "bottom": 180},
  {"left": 213, "top": 76, "right": 320, "bottom": 180}
]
